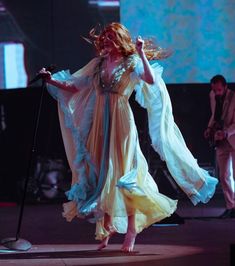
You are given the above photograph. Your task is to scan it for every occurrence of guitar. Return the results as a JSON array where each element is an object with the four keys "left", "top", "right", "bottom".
[{"left": 207, "top": 120, "right": 224, "bottom": 148}]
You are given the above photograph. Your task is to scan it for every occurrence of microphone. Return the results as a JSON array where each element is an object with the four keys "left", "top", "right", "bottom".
[{"left": 28, "top": 64, "right": 57, "bottom": 85}]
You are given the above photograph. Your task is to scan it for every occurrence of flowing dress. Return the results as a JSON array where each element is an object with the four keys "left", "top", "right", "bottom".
[{"left": 47, "top": 54, "right": 218, "bottom": 240}]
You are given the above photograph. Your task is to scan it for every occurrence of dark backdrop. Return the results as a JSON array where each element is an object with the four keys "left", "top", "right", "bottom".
[{"left": 3, "top": 0, "right": 118, "bottom": 82}]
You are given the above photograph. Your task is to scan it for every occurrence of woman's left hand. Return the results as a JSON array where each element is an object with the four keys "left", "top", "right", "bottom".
[{"left": 135, "top": 36, "right": 144, "bottom": 55}]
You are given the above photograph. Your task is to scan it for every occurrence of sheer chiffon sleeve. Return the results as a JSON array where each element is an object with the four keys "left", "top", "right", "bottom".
[
  {"left": 131, "top": 56, "right": 218, "bottom": 205},
  {"left": 47, "top": 58, "right": 99, "bottom": 220}
]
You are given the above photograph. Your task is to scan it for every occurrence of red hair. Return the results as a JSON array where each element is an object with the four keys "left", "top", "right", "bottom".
[{"left": 86, "top": 22, "right": 171, "bottom": 60}]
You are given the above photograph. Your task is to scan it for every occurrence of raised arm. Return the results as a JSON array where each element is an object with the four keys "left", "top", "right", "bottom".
[
  {"left": 39, "top": 68, "right": 77, "bottom": 93},
  {"left": 135, "top": 36, "right": 155, "bottom": 84}
]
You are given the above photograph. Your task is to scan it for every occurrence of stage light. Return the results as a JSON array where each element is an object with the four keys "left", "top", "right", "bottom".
[
  {"left": 0, "top": 42, "right": 27, "bottom": 89},
  {"left": 88, "top": 0, "right": 119, "bottom": 8},
  {"left": 0, "top": 1, "right": 28, "bottom": 89}
]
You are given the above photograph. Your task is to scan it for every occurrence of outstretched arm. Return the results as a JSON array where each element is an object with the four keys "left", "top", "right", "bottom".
[
  {"left": 135, "top": 36, "right": 155, "bottom": 84},
  {"left": 39, "top": 68, "right": 77, "bottom": 93}
]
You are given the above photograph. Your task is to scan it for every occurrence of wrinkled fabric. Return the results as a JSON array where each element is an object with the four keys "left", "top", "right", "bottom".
[
  {"left": 132, "top": 58, "right": 218, "bottom": 205},
  {"left": 47, "top": 54, "right": 217, "bottom": 240}
]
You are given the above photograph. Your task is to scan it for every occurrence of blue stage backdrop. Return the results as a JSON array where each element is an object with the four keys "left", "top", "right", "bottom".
[{"left": 120, "top": 0, "right": 235, "bottom": 83}]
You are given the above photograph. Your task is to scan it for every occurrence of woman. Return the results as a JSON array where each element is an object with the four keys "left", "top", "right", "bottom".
[{"left": 40, "top": 22, "right": 217, "bottom": 252}]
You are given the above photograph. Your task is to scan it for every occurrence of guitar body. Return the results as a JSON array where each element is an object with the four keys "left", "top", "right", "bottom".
[{"left": 208, "top": 120, "right": 224, "bottom": 148}]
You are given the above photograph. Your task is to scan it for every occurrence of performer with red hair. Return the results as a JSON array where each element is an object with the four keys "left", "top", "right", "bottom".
[{"left": 40, "top": 22, "right": 217, "bottom": 252}]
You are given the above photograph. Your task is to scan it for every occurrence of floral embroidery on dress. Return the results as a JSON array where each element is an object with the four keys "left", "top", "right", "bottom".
[{"left": 98, "top": 55, "right": 136, "bottom": 94}]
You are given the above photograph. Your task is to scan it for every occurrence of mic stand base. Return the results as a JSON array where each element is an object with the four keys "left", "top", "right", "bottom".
[
  {"left": 0, "top": 81, "right": 47, "bottom": 252},
  {"left": 1, "top": 237, "right": 32, "bottom": 251}
]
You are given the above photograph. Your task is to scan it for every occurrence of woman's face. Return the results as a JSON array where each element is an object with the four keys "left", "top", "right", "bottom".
[{"left": 100, "top": 30, "right": 118, "bottom": 53}]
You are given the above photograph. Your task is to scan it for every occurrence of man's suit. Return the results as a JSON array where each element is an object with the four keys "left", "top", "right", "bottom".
[{"left": 208, "top": 89, "right": 235, "bottom": 209}]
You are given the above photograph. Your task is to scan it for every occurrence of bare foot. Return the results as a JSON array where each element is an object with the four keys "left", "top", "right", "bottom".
[
  {"left": 121, "top": 231, "right": 137, "bottom": 252},
  {"left": 97, "top": 235, "right": 110, "bottom": 250},
  {"left": 97, "top": 230, "right": 116, "bottom": 251}
]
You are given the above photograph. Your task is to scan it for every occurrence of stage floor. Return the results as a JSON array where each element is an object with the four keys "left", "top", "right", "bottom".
[{"left": 0, "top": 198, "right": 234, "bottom": 266}]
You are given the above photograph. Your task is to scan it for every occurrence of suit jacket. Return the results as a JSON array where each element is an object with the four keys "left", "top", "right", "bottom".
[{"left": 208, "top": 89, "right": 235, "bottom": 149}]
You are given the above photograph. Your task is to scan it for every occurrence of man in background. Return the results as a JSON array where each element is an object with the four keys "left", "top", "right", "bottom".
[{"left": 204, "top": 75, "right": 235, "bottom": 218}]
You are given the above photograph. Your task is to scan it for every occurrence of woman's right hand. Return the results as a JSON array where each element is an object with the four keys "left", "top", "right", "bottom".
[{"left": 39, "top": 67, "right": 52, "bottom": 82}]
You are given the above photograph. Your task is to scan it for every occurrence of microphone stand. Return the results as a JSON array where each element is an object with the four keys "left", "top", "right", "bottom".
[{"left": 1, "top": 80, "right": 47, "bottom": 251}]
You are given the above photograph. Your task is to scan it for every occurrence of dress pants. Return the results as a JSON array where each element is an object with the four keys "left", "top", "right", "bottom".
[{"left": 216, "top": 140, "right": 235, "bottom": 209}]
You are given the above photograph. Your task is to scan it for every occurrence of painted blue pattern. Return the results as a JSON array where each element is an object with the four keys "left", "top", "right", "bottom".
[{"left": 121, "top": 0, "right": 235, "bottom": 83}]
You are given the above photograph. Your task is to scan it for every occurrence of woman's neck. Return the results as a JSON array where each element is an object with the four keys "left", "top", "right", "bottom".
[{"left": 102, "top": 49, "right": 122, "bottom": 63}]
